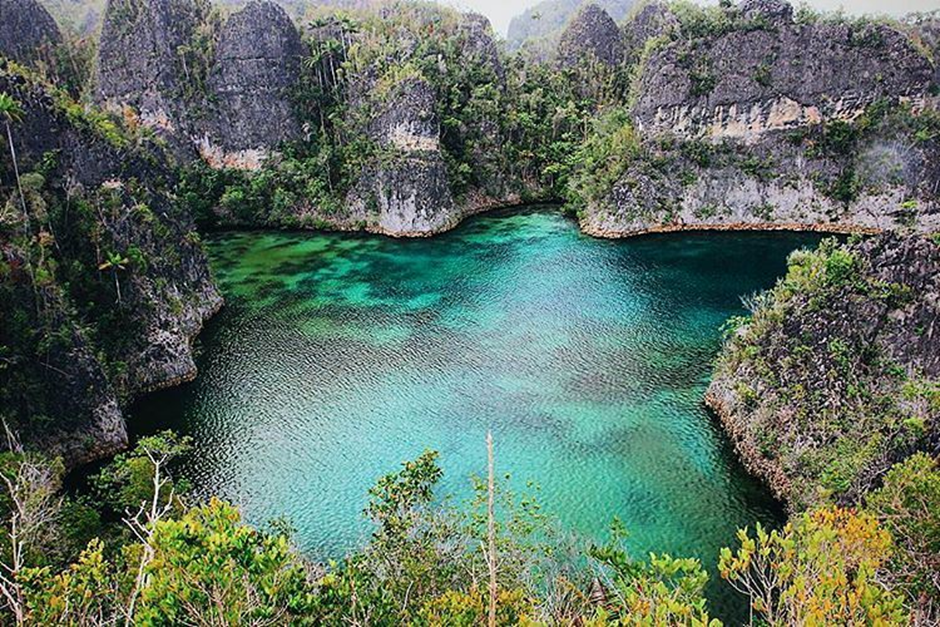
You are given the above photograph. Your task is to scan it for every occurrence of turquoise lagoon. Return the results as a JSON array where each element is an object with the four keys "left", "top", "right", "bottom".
[{"left": 132, "top": 208, "right": 824, "bottom": 618}]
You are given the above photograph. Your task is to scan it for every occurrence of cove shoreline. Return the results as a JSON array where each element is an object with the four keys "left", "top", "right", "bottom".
[{"left": 117, "top": 203, "right": 871, "bottom": 499}]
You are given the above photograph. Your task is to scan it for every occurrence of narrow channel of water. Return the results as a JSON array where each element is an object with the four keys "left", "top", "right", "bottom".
[{"left": 131, "top": 207, "right": 824, "bottom": 620}]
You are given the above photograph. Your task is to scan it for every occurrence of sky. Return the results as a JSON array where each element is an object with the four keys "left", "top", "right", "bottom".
[{"left": 444, "top": 0, "right": 940, "bottom": 37}]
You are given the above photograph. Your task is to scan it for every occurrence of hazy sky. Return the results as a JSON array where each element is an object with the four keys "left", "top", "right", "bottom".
[{"left": 444, "top": 0, "right": 940, "bottom": 37}]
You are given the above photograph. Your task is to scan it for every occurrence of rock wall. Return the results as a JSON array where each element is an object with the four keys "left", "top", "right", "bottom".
[
  {"left": 458, "top": 12, "right": 505, "bottom": 80},
  {"left": 95, "top": 0, "right": 212, "bottom": 157},
  {"left": 1, "top": 60, "right": 221, "bottom": 466},
  {"left": 635, "top": 6, "right": 933, "bottom": 138},
  {"left": 584, "top": 0, "right": 940, "bottom": 238},
  {"left": 706, "top": 234, "right": 940, "bottom": 509},
  {"left": 0, "top": 0, "right": 62, "bottom": 66},
  {"left": 621, "top": 1, "right": 678, "bottom": 65},
  {"left": 97, "top": 0, "right": 303, "bottom": 167},
  {"left": 581, "top": 121, "right": 940, "bottom": 237},
  {"left": 200, "top": 0, "right": 302, "bottom": 169},
  {"left": 507, "top": 0, "right": 636, "bottom": 55},
  {"left": 556, "top": 3, "right": 623, "bottom": 68},
  {"left": 348, "top": 78, "right": 458, "bottom": 236},
  {"left": 200, "top": 8, "right": 519, "bottom": 237}
]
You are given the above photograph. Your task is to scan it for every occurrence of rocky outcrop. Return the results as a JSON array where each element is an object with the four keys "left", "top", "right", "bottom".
[
  {"left": 348, "top": 78, "right": 458, "bottom": 236},
  {"left": 97, "top": 0, "right": 306, "bottom": 168},
  {"left": 457, "top": 12, "right": 504, "bottom": 81},
  {"left": 1, "top": 59, "right": 221, "bottom": 466},
  {"left": 95, "top": 0, "right": 214, "bottom": 159},
  {"left": 198, "top": 6, "right": 526, "bottom": 236},
  {"left": 621, "top": 1, "right": 677, "bottom": 65},
  {"left": 583, "top": 0, "right": 940, "bottom": 238},
  {"left": 581, "top": 113, "right": 940, "bottom": 236},
  {"left": 706, "top": 234, "right": 940, "bottom": 509},
  {"left": 507, "top": 0, "right": 635, "bottom": 55},
  {"left": 633, "top": 2, "right": 934, "bottom": 139},
  {"left": 199, "top": 0, "right": 302, "bottom": 169},
  {"left": 910, "top": 13, "right": 940, "bottom": 89},
  {"left": 0, "top": 0, "right": 62, "bottom": 66},
  {"left": 557, "top": 3, "right": 623, "bottom": 67},
  {"left": 0, "top": 250, "right": 128, "bottom": 465}
]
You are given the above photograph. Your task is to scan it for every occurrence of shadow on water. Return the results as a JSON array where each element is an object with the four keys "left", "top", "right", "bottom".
[{"left": 121, "top": 206, "right": 831, "bottom": 624}]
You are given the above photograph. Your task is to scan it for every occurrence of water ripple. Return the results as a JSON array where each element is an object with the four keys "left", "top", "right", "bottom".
[{"left": 130, "top": 208, "right": 825, "bottom": 621}]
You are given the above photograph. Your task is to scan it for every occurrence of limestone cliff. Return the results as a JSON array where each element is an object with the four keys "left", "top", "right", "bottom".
[
  {"left": 632, "top": 4, "right": 933, "bottom": 138},
  {"left": 347, "top": 77, "right": 457, "bottom": 236},
  {"left": 1, "top": 60, "right": 221, "bottom": 466},
  {"left": 706, "top": 233, "right": 940, "bottom": 509},
  {"left": 199, "top": 7, "right": 520, "bottom": 236},
  {"left": 507, "top": 0, "right": 635, "bottom": 56},
  {"left": 95, "top": 0, "right": 214, "bottom": 158},
  {"left": 199, "top": 0, "right": 302, "bottom": 169},
  {"left": 0, "top": 0, "right": 63, "bottom": 67},
  {"left": 343, "top": 12, "right": 526, "bottom": 236},
  {"left": 96, "top": 0, "right": 302, "bottom": 167},
  {"left": 582, "top": 0, "right": 940, "bottom": 238},
  {"left": 556, "top": 3, "right": 623, "bottom": 68},
  {"left": 621, "top": 1, "right": 677, "bottom": 65}
]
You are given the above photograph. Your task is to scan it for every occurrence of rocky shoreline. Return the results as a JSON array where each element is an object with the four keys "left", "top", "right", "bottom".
[
  {"left": 704, "top": 387, "right": 794, "bottom": 505},
  {"left": 580, "top": 218, "right": 881, "bottom": 240},
  {"left": 2, "top": 0, "right": 939, "bottom": 470},
  {"left": 703, "top": 232, "right": 940, "bottom": 510}
]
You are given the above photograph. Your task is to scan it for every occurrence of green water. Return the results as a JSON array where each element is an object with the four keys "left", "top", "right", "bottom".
[{"left": 132, "top": 208, "right": 821, "bottom": 619}]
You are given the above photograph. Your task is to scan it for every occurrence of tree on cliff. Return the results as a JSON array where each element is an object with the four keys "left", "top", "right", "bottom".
[{"left": 0, "top": 93, "right": 27, "bottom": 226}]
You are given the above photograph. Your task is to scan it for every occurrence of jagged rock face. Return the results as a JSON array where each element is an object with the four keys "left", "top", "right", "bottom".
[
  {"left": 457, "top": 12, "right": 504, "bottom": 81},
  {"left": 1, "top": 61, "right": 221, "bottom": 466},
  {"left": 352, "top": 155, "right": 457, "bottom": 235},
  {"left": 368, "top": 77, "right": 439, "bottom": 151},
  {"left": 634, "top": 2, "right": 935, "bottom": 139},
  {"left": 557, "top": 3, "right": 623, "bottom": 67},
  {"left": 507, "top": 0, "right": 635, "bottom": 55},
  {"left": 581, "top": 121, "right": 940, "bottom": 237},
  {"left": 0, "top": 246, "right": 127, "bottom": 466},
  {"left": 202, "top": 0, "right": 302, "bottom": 169},
  {"left": 349, "top": 78, "right": 457, "bottom": 235},
  {"left": 913, "top": 16, "right": 940, "bottom": 89},
  {"left": 706, "top": 234, "right": 940, "bottom": 509},
  {"left": 586, "top": 0, "right": 940, "bottom": 239},
  {"left": 95, "top": 0, "right": 210, "bottom": 157},
  {"left": 0, "top": 0, "right": 62, "bottom": 65},
  {"left": 621, "top": 1, "right": 677, "bottom": 64},
  {"left": 738, "top": 0, "right": 792, "bottom": 25}
]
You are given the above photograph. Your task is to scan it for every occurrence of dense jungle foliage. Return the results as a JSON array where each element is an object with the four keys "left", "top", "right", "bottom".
[{"left": 0, "top": 432, "right": 937, "bottom": 625}]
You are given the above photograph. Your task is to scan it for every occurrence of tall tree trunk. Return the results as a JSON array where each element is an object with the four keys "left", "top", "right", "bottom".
[
  {"left": 5, "top": 121, "right": 29, "bottom": 228},
  {"left": 487, "top": 431, "right": 496, "bottom": 627}
]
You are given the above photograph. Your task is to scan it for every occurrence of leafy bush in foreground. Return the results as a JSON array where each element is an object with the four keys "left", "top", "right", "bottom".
[{"left": 0, "top": 436, "right": 932, "bottom": 624}]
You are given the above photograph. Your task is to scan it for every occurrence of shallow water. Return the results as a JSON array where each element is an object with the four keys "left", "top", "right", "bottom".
[{"left": 132, "top": 208, "right": 823, "bottom": 620}]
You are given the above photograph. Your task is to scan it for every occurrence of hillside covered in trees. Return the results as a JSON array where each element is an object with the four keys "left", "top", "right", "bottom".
[{"left": 0, "top": 0, "right": 939, "bottom": 623}]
